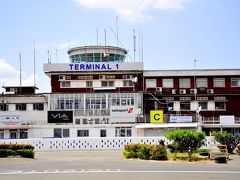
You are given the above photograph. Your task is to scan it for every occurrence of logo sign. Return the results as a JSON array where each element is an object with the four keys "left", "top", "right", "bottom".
[
  {"left": 170, "top": 116, "right": 192, "bottom": 123},
  {"left": 48, "top": 111, "right": 73, "bottom": 123},
  {"left": 0, "top": 114, "right": 21, "bottom": 126},
  {"left": 110, "top": 106, "right": 135, "bottom": 123},
  {"left": 150, "top": 110, "right": 163, "bottom": 123}
]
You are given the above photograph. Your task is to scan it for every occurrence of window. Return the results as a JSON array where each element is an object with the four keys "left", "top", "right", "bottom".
[
  {"left": 16, "top": 103, "right": 27, "bottom": 111},
  {"left": 54, "top": 128, "right": 62, "bottom": 138},
  {"left": 53, "top": 128, "right": 69, "bottom": 138},
  {"left": 198, "top": 102, "right": 208, "bottom": 110},
  {"left": 146, "top": 79, "right": 156, "bottom": 88},
  {"left": 123, "top": 80, "right": 133, "bottom": 87},
  {"left": 63, "top": 129, "right": 70, "bottom": 137},
  {"left": 101, "top": 81, "right": 114, "bottom": 87},
  {"left": 180, "top": 102, "right": 191, "bottom": 110},
  {"left": 86, "top": 81, "right": 93, "bottom": 88},
  {"left": 196, "top": 78, "right": 208, "bottom": 88},
  {"left": 231, "top": 78, "right": 240, "bottom": 87},
  {"left": 162, "top": 79, "right": 173, "bottom": 88},
  {"left": 75, "top": 119, "right": 81, "bottom": 124},
  {"left": 100, "top": 129, "right": 107, "bottom": 137},
  {"left": 77, "top": 130, "right": 89, "bottom": 137},
  {"left": 0, "top": 104, "right": 8, "bottom": 111},
  {"left": 10, "top": 130, "right": 17, "bottom": 139},
  {"left": 0, "top": 130, "right": 4, "bottom": 139},
  {"left": 33, "top": 103, "right": 44, "bottom": 110},
  {"left": 214, "top": 78, "right": 225, "bottom": 88},
  {"left": 19, "top": 129, "right": 28, "bottom": 139},
  {"left": 115, "top": 127, "right": 132, "bottom": 137},
  {"left": 179, "top": 78, "right": 190, "bottom": 88},
  {"left": 215, "top": 102, "right": 225, "bottom": 110},
  {"left": 60, "top": 81, "right": 70, "bottom": 88}
]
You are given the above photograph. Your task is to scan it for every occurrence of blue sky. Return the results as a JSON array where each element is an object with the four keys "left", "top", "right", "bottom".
[{"left": 0, "top": 0, "right": 240, "bottom": 92}]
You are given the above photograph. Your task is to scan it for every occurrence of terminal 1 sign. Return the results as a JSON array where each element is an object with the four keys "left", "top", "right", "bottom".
[{"left": 43, "top": 62, "right": 143, "bottom": 72}]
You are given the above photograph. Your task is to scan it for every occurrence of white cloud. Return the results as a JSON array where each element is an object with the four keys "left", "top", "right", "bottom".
[
  {"left": 0, "top": 59, "right": 37, "bottom": 91},
  {"left": 35, "top": 41, "right": 79, "bottom": 50},
  {"left": 73, "top": 0, "right": 192, "bottom": 22}
]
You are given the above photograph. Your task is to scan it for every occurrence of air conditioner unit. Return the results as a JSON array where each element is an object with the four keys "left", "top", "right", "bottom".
[
  {"left": 99, "top": 75, "right": 105, "bottom": 80},
  {"left": 190, "top": 89, "right": 197, "bottom": 94},
  {"left": 126, "top": 75, "right": 133, "bottom": 80},
  {"left": 156, "top": 87, "right": 162, "bottom": 93},
  {"left": 179, "top": 89, "right": 186, "bottom": 94},
  {"left": 172, "top": 89, "right": 178, "bottom": 94},
  {"left": 66, "top": 76, "right": 71, "bottom": 80},
  {"left": 207, "top": 89, "right": 214, "bottom": 94},
  {"left": 59, "top": 75, "right": 65, "bottom": 80}
]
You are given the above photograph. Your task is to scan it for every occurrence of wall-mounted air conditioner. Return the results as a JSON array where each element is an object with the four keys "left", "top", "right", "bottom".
[
  {"left": 190, "top": 89, "right": 197, "bottom": 94},
  {"left": 156, "top": 87, "right": 162, "bottom": 93},
  {"left": 172, "top": 89, "right": 178, "bottom": 94},
  {"left": 66, "top": 76, "right": 71, "bottom": 80},
  {"left": 207, "top": 89, "right": 214, "bottom": 94},
  {"left": 99, "top": 75, "right": 105, "bottom": 80},
  {"left": 59, "top": 75, "right": 65, "bottom": 80},
  {"left": 179, "top": 89, "right": 186, "bottom": 94}
]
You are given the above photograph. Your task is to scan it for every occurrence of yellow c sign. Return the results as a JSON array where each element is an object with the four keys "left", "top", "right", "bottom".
[{"left": 150, "top": 110, "right": 163, "bottom": 123}]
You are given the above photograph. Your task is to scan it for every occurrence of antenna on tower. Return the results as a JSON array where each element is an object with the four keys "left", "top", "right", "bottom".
[
  {"left": 104, "top": 29, "right": 107, "bottom": 46},
  {"left": 133, "top": 29, "right": 136, "bottom": 62},
  {"left": 141, "top": 32, "right": 144, "bottom": 62},
  {"left": 56, "top": 49, "right": 58, "bottom": 63},
  {"left": 96, "top": 28, "right": 99, "bottom": 45},
  {"left": 33, "top": 41, "right": 36, "bottom": 87},
  {"left": 19, "top": 52, "right": 22, "bottom": 93},
  {"left": 116, "top": 16, "right": 119, "bottom": 46}
]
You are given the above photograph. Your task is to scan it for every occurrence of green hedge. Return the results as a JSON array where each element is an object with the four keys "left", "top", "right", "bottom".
[
  {"left": 0, "top": 144, "right": 35, "bottom": 158},
  {"left": 123, "top": 143, "right": 168, "bottom": 161}
]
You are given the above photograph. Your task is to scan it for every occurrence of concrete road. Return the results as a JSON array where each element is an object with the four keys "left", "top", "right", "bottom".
[{"left": 0, "top": 150, "right": 239, "bottom": 180}]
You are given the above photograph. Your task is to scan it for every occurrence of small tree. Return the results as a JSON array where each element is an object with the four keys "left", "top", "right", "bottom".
[
  {"left": 165, "top": 130, "right": 206, "bottom": 161},
  {"left": 212, "top": 131, "right": 240, "bottom": 154}
]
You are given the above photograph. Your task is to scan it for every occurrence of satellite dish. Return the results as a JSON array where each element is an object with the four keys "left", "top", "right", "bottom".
[{"left": 132, "top": 77, "right": 138, "bottom": 83}]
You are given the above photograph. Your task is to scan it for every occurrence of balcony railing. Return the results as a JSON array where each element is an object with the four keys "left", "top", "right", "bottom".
[
  {"left": 202, "top": 117, "right": 240, "bottom": 124},
  {"left": 137, "top": 114, "right": 198, "bottom": 124}
]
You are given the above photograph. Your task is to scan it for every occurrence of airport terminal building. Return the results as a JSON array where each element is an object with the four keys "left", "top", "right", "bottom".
[{"left": 0, "top": 45, "right": 240, "bottom": 139}]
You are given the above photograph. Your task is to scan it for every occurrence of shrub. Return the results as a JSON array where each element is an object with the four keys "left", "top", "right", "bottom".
[
  {"left": 165, "top": 130, "right": 206, "bottom": 161},
  {"left": 212, "top": 131, "right": 240, "bottom": 154},
  {"left": 150, "top": 144, "right": 168, "bottom": 160},
  {"left": 124, "top": 144, "right": 140, "bottom": 158},
  {"left": 0, "top": 144, "right": 10, "bottom": 149},
  {"left": 137, "top": 144, "right": 151, "bottom": 160},
  {"left": 123, "top": 150, "right": 135, "bottom": 158},
  {"left": 0, "top": 149, "right": 16, "bottom": 157},
  {"left": 16, "top": 149, "right": 35, "bottom": 158},
  {"left": 236, "top": 144, "right": 240, "bottom": 155}
]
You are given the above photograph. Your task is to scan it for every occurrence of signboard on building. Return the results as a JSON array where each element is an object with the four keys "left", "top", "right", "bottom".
[
  {"left": 150, "top": 110, "right": 163, "bottom": 123},
  {"left": 48, "top": 111, "right": 73, "bottom": 123},
  {"left": 110, "top": 106, "right": 135, "bottom": 123},
  {"left": 170, "top": 116, "right": 192, "bottom": 123},
  {"left": 44, "top": 62, "right": 144, "bottom": 72},
  {"left": 219, "top": 115, "right": 235, "bottom": 125},
  {"left": 0, "top": 114, "right": 21, "bottom": 126}
]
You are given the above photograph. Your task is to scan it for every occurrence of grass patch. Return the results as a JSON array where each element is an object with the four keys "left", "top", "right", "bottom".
[{"left": 168, "top": 153, "right": 211, "bottom": 162}]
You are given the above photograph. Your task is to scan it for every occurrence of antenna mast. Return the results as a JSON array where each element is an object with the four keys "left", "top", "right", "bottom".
[
  {"left": 96, "top": 28, "right": 99, "bottom": 45},
  {"left": 104, "top": 29, "right": 107, "bottom": 46},
  {"left": 19, "top": 53, "right": 22, "bottom": 93},
  {"left": 33, "top": 41, "right": 36, "bottom": 87},
  {"left": 133, "top": 29, "right": 136, "bottom": 62},
  {"left": 116, "top": 16, "right": 119, "bottom": 46}
]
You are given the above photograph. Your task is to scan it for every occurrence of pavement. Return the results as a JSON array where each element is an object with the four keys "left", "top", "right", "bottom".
[{"left": 0, "top": 150, "right": 239, "bottom": 180}]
